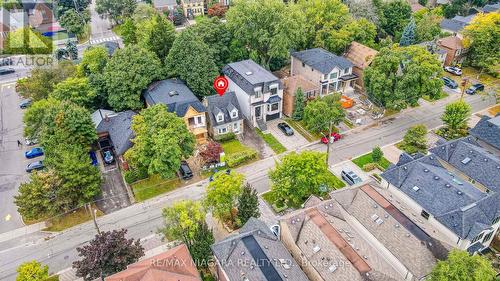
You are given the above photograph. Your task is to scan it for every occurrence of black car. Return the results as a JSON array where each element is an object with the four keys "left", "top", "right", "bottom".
[
  {"left": 277, "top": 122, "right": 294, "bottom": 136},
  {"left": 19, "top": 99, "right": 32, "bottom": 109},
  {"left": 442, "top": 77, "right": 458, "bottom": 89},
  {"left": 0, "top": 68, "right": 15, "bottom": 75},
  {"left": 179, "top": 161, "right": 193, "bottom": 180},
  {"left": 341, "top": 170, "right": 362, "bottom": 186},
  {"left": 465, "top": 83, "right": 485, "bottom": 95},
  {"left": 26, "top": 161, "right": 44, "bottom": 173}
]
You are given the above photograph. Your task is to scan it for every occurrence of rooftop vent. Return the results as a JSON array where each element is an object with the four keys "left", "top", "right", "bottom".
[
  {"left": 445, "top": 183, "right": 451, "bottom": 188},
  {"left": 424, "top": 169, "right": 429, "bottom": 172},
  {"left": 484, "top": 158, "right": 488, "bottom": 162},
  {"left": 395, "top": 224, "right": 400, "bottom": 228},
  {"left": 461, "top": 157, "right": 471, "bottom": 164},
  {"left": 403, "top": 167, "right": 408, "bottom": 170},
  {"left": 434, "top": 176, "right": 440, "bottom": 180},
  {"left": 371, "top": 214, "right": 379, "bottom": 221},
  {"left": 413, "top": 186, "right": 420, "bottom": 192},
  {"left": 363, "top": 255, "right": 368, "bottom": 260},
  {"left": 406, "top": 233, "right": 411, "bottom": 237},
  {"left": 373, "top": 204, "right": 378, "bottom": 208},
  {"left": 441, "top": 146, "right": 445, "bottom": 150},
  {"left": 313, "top": 245, "right": 321, "bottom": 253},
  {"left": 430, "top": 156, "right": 434, "bottom": 159},
  {"left": 329, "top": 265, "right": 337, "bottom": 273},
  {"left": 245, "top": 71, "right": 253, "bottom": 76},
  {"left": 168, "top": 90, "right": 178, "bottom": 97},
  {"left": 457, "top": 191, "right": 463, "bottom": 195},
  {"left": 375, "top": 218, "right": 384, "bottom": 225}
]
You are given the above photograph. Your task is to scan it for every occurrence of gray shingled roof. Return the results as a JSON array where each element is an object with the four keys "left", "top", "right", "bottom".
[
  {"left": 143, "top": 79, "right": 206, "bottom": 117},
  {"left": 469, "top": 115, "right": 500, "bottom": 150},
  {"left": 291, "top": 48, "right": 354, "bottom": 74},
  {"left": 430, "top": 136, "right": 500, "bottom": 192},
  {"left": 222, "top": 59, "right": 281, "bottom": 95},
  {"left": 92, "top": 109, "right": 136, "bottom": 156},
  {"left": 482, "top": 3, "right": 499, "bottom": 12},
  {"left": 440, "top": 19, "right": 468, "bottom": 32},
  {"left": 206, "top": 92, "right": 243, "bottom": 127},
  {"left": 211, "top": 218, "right": 308, "bottom": 281},
  {"left": 381, "top": 153, "right": 500, "bottom": 240}
]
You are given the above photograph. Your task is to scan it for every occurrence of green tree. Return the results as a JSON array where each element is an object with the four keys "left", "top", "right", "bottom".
[
  {"left": 95, "top": 0, "right": 136, "bottom": 24},
  {"left": 15, "top": 171, "right": 61, "bottom": 221},
  {"left": 226, "top": 0, "right": 306, "bottom": 68},
  {"left": 401, "top": 124, "right": 428, "bottom": 154},
  {"left": 463, "top": 12, "right": 500, "bottom": 76},
  {"left": 59, "top": 9, "right": 89, "bottom": 37},
  {"left": 103, "top": 45, "right": 163, "bottom": 110},
  {"left": 50, "top": 77, "right": 97, "bottom": 109},
  {"left": 78, "top": 46, "right": 109, "bottom": 76},
  {"left": 440, "top": 100, "right": 471, "bottom": 139},
  {"left": 205, "top": 171, "right": 244, "bottom": 223},
  {"left": 399, "top": 18, "right": 416, "bottom": 46},
  {"left": 414, "top": 8, "right": 443, "bottom": 43},
  {"left": 125, "top": 104, "right": 196, "bottom": 179},
  {"left": 120, "top": 19, "right": 137, "bottom": 45},
  {"left": 292, "top": 87, "right": 305, "bottom": 120},
  {"left": 237, "top": 183, "right": 260, "bottom": 227},
  {"left": 161, "top": 200, "right": 206, "bottom": 242},
  {"left": 132, "top": 2, "right": 158, "bottom": 24},
  {"left": 303, "top": 95, "right": 345, "bottom": 133},
  {"left": 136, "top": 14, "right": 176, "bottom": 61},
  {"left": 189, "top": 221, "right": 215, "bottom": 269},
  {"left": 428, "top": 250, "right": 496, "bottom": 281},
  {"left": 364, "top": 45, "right": 443, "bottom": 110},
  {"left": 379, "top": 0, "right": 412, "bottom": 39},
  {"left": 189, "top": 17, "right": 232, "bottom": 68},
  {"left": 269, "top": 151, "right": 334, "bottom": 207},
  {"left": 73, "top": 229, "right": 144, "bottom": 280},
  {"left": 16, "top": 260, "right": 49, "bottom": 281},
  {"left": 372, "top": 146, "right": 383, "bottom": 162},
  {"left": 165, "top": 29, "right": 219, "bottom": 97}
]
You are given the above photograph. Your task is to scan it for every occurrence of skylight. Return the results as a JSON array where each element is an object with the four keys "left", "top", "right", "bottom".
[
  {"left": 413, "top": 186, "right": 420, "bottom": 192},
  {"left": 461, "top": 157, "right": 471, "bottom": 164}
]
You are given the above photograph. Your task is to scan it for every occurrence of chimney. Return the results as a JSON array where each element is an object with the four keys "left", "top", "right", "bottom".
[{"left": 104, "top": 114, "right": 110, "bottom": 122}]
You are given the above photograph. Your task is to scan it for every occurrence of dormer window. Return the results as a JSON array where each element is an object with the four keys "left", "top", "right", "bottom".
[
  {"left": 254, "top": 87, "right": 262, "bottom": 98},
  {"left": 329, "top": 72, "right": 338, "bottom": 80},
  {"left": 231, "top": 109, "right": 238, "bottom": 118},
  {"left": 217, "top": 113, "right": 224, "bottom": 122}
]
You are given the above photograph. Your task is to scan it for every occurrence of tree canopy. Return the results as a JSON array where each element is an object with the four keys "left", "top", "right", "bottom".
[
  {"left": 237, "top": 183, "right": 260, "bottom": 227},
  {"left": 50, "top": 77, "right": 97, "bottom": 109},
  {"left": 95, "top": 0, "right": 136, "bottom": 24},
  {"left": 59, "top": 9, "right": 89, "bottom": 37},
  {"left": 378, "top": 0, "right": 412, "bottom": 39},
  {"left": 428, "top": 250, "right": 496, "bottom": 281},
  {"left": 125, "top": 104, "right": 196, "bottom": 179},
  {"left": 303, "top": 94, "right": 345, "bottom": 133},
  {"left": 400, "top": 124, "right": 428, "bottom": 154},
  {"left": 440, "top": 100, "right": 471, "bottom": 139},
  {"left": 205, "top": 171, "right": 244, "bottom": 223},
  {"left": 189, "top": 17, "right": 232, "bottom": 68},
  {"left": 16, "top": 260, "right": 49, "bottom": 281},
  {"left": 136, "top": 14, "right": 176, "bottom": 61}
]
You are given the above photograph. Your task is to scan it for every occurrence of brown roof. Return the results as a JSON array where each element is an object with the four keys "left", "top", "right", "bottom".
[
  {"left": 437, "top": 36, "right": 464, "bottom": 50},
  {"left": 105, "top": 244, "right": 201, "bottom": 281},
  {"left": 344, "top": 42, "right": 378, "bottom": 70},
  {"left": 281, "top": 75, "right": 318, "bottom": 96},
  {"left": 411, "top": 3, "right": 425, "bottom": 12}
]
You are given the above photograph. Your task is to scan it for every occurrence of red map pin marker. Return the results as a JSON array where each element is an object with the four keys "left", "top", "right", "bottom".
[{"left": 214, "top": 76, "right": 229, "bottom": 96}]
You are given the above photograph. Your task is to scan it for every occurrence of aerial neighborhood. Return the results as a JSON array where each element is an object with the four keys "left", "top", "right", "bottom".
[{"left": 0, "top": 0, "right": 498, "bottom": 280}]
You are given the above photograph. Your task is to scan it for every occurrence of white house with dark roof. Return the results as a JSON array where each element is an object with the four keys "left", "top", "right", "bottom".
[
  {"left": 222, "top": 59, "right": 283, "bottom": 131},
  {"left": 469, "top": 114, "right": 500, "bottom": 151},
  {"left": 291, "top": 48, "right": 357, "bottom": 97},
  {"left": 204, "top": 92, "right": 244, "bottom": 138}
]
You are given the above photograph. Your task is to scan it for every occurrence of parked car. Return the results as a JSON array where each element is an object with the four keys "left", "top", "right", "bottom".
[
  {"left": 465, "top": 83, "right": 485, "bottom": 95},
  {"left": 25, "top": 137, "right": 38, "bottom": 146},
  {"left": 101, "top": 148, "right": 114, "bottom": 164},
  {"left": 442, "top": 77, "right": 458, "bottom": 89},
  {"left": 341, "top": 170, "right": 362, "bottom": 185},
  {"left": 26, "top": 161, "right": 44, "bottom": 173},
  {"left": 25, "top": 147, "right": 44, "bottom": 159},
  {"left": 0, "top": 68, "right": 15, "bottom": 75},
  {"left": 444, "top": 66, "right": 462, "bottom": 76},
  {"left": 89, "top": 151, "right": 98, "bottom": 166},
  {"left": 277, "top": 122, "right": 294, "bottom": 136},
  {"left": 321, "top": 132, "right": 342, "bottom": 144},
  {"left": 179, "top": 161, "right": 193, "bottom": 180},
  {"left": 19, "top": 99, "right": 32, "bottom": 109}
]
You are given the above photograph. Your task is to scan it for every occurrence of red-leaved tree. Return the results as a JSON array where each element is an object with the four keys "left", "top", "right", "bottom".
[
  {"left": 200, "top": 141, "right": 223, "bottom": 164},
  {"left": 208, "top": 3, "right": 228, "bottom": 18}
]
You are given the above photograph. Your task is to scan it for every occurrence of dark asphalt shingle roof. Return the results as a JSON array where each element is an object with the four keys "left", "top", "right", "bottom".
[
  {"left": 291, "top": 48, "right": 354, "bottom": 74},
  {"left": 143, "top": 79, "right": 206, "bottom": 117},
  {"left": 222, "top": 59, "right": 281, "bottom": 95},
  {"left": 482, "top": 3, "right": 499, "bottom": 13},
  {"left": 206, "top": 92, "right": 243, "bottom": 127},
  {"left": 440, "top": 19, "right": 468, "bottom": 32},
  {"left": 469, "top": 115, "right": 500, "bottom": 150},
  {"left": 92, "top": 109, "right": 136, "bottom": 156}
]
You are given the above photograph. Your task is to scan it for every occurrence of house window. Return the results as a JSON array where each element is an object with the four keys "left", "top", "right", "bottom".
[
  {"left": 328, "top": 82, "right": 337, "bottom": 93},
  {"left": 421, "top": 210, "right": 430, "bottom": 220},
  {"left": 471, "top": 233, "right": 484, "bottom": 243},
  {"left": 217, "top": 113, "right": 224, "bottom": 122},
  {"left": 271, "top": 103, "right": 279, "bottom": 111},
  {"left": 254, "top": 88, "right": 262, "bottom": 98},
  {"left": 231, "top": 110, "right": 238, "bottom": 118},
  {"left": 188, "top": 117, "right": 195, "bottom": 126},
  {"left": 197, "top": 116, "right": 203, "bottom": 125},
  {"left": 233, "top": 122, "right": 240, "bottom": 132},
  {"left": 218, "top": 127, "right": 227, "bottom": 134},
  {"left": 270, "top": 87, "right": 278, "bottom": 96},
  {"left": 329, "top": 72, "right": 338, "bottom": 80},
  {"left": 321, "top": 84, "right": 328, "bottom": 95},
  {"left": 483, "top": 231, "right": 493, "bottom": 243}
]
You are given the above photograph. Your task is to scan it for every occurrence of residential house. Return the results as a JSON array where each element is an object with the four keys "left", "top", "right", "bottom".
[
  {"left": 440, "top": 15, "right": 474, "bottom": 37},
  {"left": 204, "top": 91, "right": 245, "bottom": 138},
  {"left": 211, "top": 218, "right": 308, "bottom": 281},
  {"left": 380, "top": 137, "right": 500, "bottom": 254},
  {"left": 92, "top": 109, "right": 136, "bottom": 165},
  {"left": 436, "top": 35, "right": 467, "bottom": 66},
  {"left": 105, "top": 243, "right": 202, "bottom": 281},
  {"left": 181, "top": 0, "right": 205, "bottom": 18},
  {"left": 281, "top": 75, "right": 319, "bottom": 117},
  {"left": 481, "top": 3, "right": 500, "bottom": 13},
  {"left": 153, "top": 0, "right": 178, "bottom": 12},
  {"left": 280, "top": 184, "right": 446, "bottom": 281},
  {"left": 291, "top": 48, "right": 357, "bottom": 97},
  {"left": 143, "top": 79, "right": 208, "bottom": 144},
  {"left": 417, "top": 40, "right": 447, "bottom": 66},
  {"left": 222, "top": 59, "right": 283, "bottom": 130},
  {"left": 469, "top": 114, "right": 500, "bottom": 151},
  {"left": 344, "top": 42, "right": 378, "bottom": 93}
]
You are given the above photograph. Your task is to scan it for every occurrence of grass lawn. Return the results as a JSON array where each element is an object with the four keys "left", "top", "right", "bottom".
[
  {"left": 256, "top": 129, "right": 287, "bottom": 154},
  {"left": 46, "top": 276, "right": 60, "bottom": 281},
  {"left": 422, "top": 91, "right": 449, "bottom": 102},
  {"left": 43, "top": 204, "right": 104, "bottom": 232},
  {"left": 111, "top": 24, "right": 123, "bottom": 36},
  {"left": 131, "top": 174, "right": 181, "bottom": 202},
  {"left": 352, "top": 152, "right": 392, "bottom": 171},
  {"left": 384, "top": 108, "right": 400, "bottom": 117},
  {"left": 220, "top": 139, "right": 248, "bottom": 154},
  {"left": 462, "top": 67, "right": 499, "bottom": 88}
]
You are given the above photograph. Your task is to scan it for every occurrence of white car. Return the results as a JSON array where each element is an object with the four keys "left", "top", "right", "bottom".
[{"left": 444, "top": 66, "right": 462, "bottom": 76}]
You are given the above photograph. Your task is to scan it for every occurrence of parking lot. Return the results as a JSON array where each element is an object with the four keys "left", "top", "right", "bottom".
[{"left": 266, "top": 119, "right": 309, "bottom": 150}]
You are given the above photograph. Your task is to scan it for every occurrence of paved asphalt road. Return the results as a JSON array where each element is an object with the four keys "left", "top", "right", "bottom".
[{"left": 0, "top": 89, "right": 495, "bottom": 279}]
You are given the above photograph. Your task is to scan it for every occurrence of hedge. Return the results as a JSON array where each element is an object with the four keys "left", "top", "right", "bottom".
[
  {"left": 214, "top": 132, "right": 236, "bottom": 142},
  {"left": 226, "top": 149, "right": 257, "bottom": 167},
  {"left": 124, "top": 167, "right": 149, "bottom": 184}
]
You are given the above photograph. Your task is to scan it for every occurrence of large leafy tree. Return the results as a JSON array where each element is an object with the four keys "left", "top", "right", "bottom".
[
  {"left": 379, "top": 0, "right": 412, "bottom": 39},
  {"left": 269, "top": 151, "right": 335, "bottom": 207},
  {"left": 78, "top": 46, "right": 110, "bottom": 107},
  {"left": 125, "top": 104, "right": 196, "bottom": 179},
  {"left": 136, "top": 14, "right": 176, "bottom": 61},
  {"left": 162, "top": 200, "right": 206, "bottom": 242},
  {"left": 59, "top": 9, "right": 89, "bottom": 37},
  {"left": 103, "top": 45, "right": 163, "bottom": 111},
  {"left": 132, "top": 2, "right": 158, "bottom": 24},
  {"left": 303, "top": 94, "right": 345, "bottom": 133},
  {"left": 400, "top": 124, "right": 428, "bottom": 154},
  {"left": 414, "top": 8, "right": 443, "bottom": 43},
  {"left": 120, "top": 19, "right": 137, "bottom": 46},
  {"left": 73, "top": 229, "right": 144, "bottom": 280},
  {"left": 226, "top": 0, "right": 306, "bottom": 68},
  {"left": 205, "top": 171, "right": 244, "bottom": 223},
  {"left": 189, "top": 17, "right": 232, "bottom": 68},
  {"left": 440, "top": 100, "right": 471, "bottom": 139},
  {"left": 364, "top": 45, "right": 443, "bottom": 110},
  {"left": 50, "top": 77, "right": 97, "bottom": 109},
  {"left": 95, "top": 0, "right": 136, "bottom": 24},
  {"left": 428, "top": 250, "right": 496, "bottom": 281},
  {"left": 165, "top": 29, "right": 219, "bottom": 97},
  {"left": 463, "top": 12, "right": 500, "bottom": 76},
  {"left": 16, "top": 260, "right": 49, "bottom": 281},
  {"left": 292, "top": 88, "right": 305, "bottom": 120},
  {"left": 237, "top": 183, "right": 260, "bottom": 227}
]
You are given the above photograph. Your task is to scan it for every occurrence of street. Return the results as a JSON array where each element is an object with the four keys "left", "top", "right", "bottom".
[{"left": 0, "top": 88, "right": 495, "bottom": 280}]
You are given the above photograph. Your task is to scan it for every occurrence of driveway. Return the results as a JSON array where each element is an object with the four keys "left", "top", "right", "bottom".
[
  {"left": 329, "top": 160, "right": 370, "bottom": 186},
  {"left": 94, "top": 152, "right": 131, "bottom": 214},
  {"left": 266, "top": 119, "right": 308, "bottom": 151}
]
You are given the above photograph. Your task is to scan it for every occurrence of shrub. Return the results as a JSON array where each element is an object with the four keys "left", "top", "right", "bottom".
[
  {"left": 372, "top": 146, "right": 383, "bottom": 162},
  {"left": 226, "top": 149, "right": 257, "bottom": 167},
  {"left": 124, "top": 167, "right": 149, "bottom": 184},
  {"left": 363, "top": 163, "right": 378, "bottom": 172},
  {"left": 214, "top": 132, "right": 235, "bottom": 142}
]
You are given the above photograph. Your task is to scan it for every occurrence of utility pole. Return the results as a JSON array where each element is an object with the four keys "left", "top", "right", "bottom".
[
  {"left": 326, "top": 120, "right": 333, "bottom": 166},
  {"left": 89, "top": 203, "right": 101, "bottom": 235},
  {"left": 460, "top": 78, "right": 468, "bottom": 100}
]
